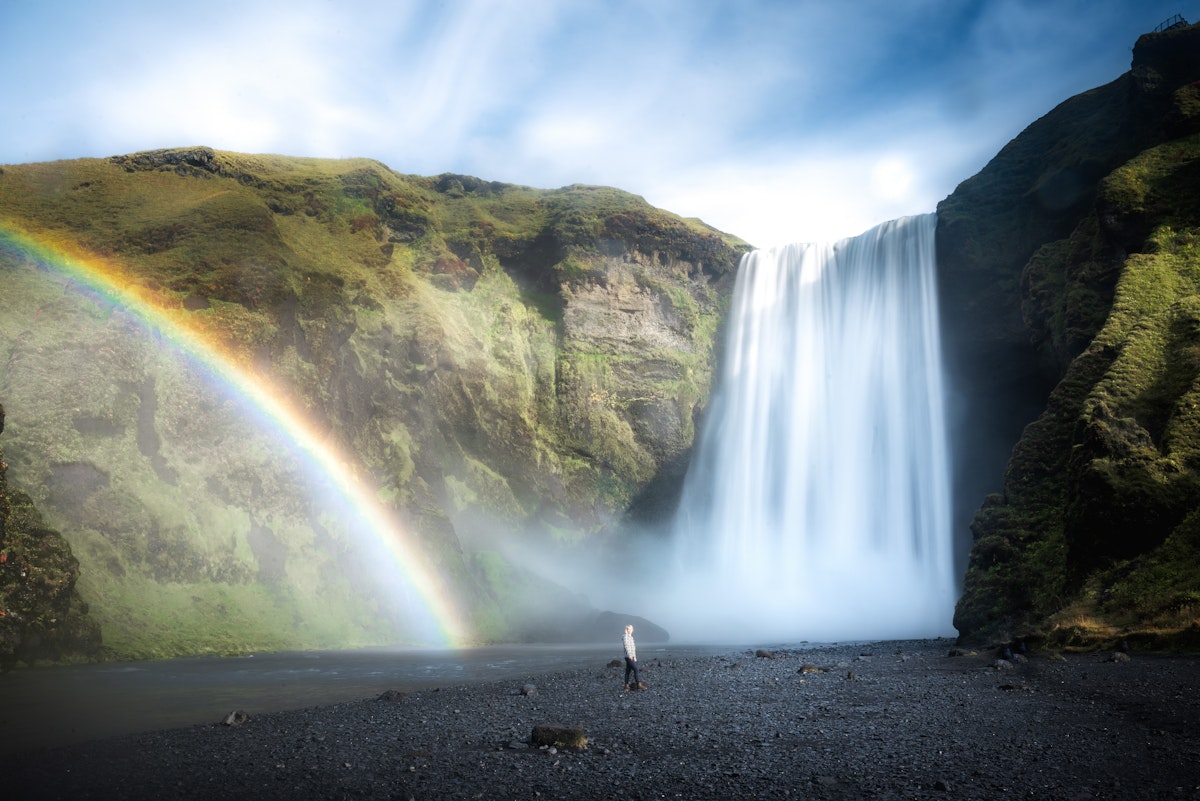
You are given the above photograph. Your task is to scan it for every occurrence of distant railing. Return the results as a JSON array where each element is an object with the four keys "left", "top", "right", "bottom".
[{"left": 1154, "top": 13, "right": 1188, "bottom": 33}]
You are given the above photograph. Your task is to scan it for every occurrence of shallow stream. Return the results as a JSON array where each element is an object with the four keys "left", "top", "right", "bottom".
[{"left": 0, "top": 642, "right": 750, "bottom": 753}]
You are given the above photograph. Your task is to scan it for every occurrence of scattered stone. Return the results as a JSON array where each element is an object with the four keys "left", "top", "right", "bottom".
[
  {"left": 1105, "top": 652, "right": 1131, "bottom": 663},
  {"left": 377, "top": 689, "right": 408, "bottom": 702},
  {"left": 11, "top": 638, "right": 1200, "bottom": 799},
  {"left": 520, "top": 683, "right": 539, "bottom": 696},
  {"left": 992, "top": 659, "right": 1014, "bottom": 670},
  {"left": 530, "top": 724, "right": 587, "bottom": 751},
  {"left": 221, "top": 710, "right": 251, "bottom": 727},
  {"left": 845, "top": 671, "right": 858, "bottom": 681},
  {"left": 798, "top": 664, "right": 826, "bottom": 674},
  {"left": 755, "top": 649, "right": 775, "bottom": 659},
  {"left": 947, "top": 648, "right": 977, "bottom": 657}
]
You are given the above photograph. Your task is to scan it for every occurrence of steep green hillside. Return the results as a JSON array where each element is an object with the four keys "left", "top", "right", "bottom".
[
  {"left": 0, "top": 151, "right": 746, "bottom": 659},
  {"left": 945, "top": 21, "right": 1200, "bottom": 649}
]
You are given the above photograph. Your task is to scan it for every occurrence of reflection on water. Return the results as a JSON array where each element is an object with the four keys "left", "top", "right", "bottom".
[{"left": 0, "top": 644, "right": 738, "bottom": 753}]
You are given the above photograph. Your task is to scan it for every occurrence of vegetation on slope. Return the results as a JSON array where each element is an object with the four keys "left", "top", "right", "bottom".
[
  {"left": 951, "top": 21, "right": 1200, "bottom": 649},
  {"left": 0, "top": 148, "right": 746, "bottom": 660}
]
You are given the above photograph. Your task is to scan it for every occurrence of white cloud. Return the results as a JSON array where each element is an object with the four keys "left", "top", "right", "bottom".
[{"left": 0, "top": 0, "right": 1189, "bottom": 245}]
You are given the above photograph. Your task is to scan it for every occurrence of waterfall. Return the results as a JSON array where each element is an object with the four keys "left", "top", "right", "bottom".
[{"left": 664, "top": 213, "right": 955, "bottom": 643}]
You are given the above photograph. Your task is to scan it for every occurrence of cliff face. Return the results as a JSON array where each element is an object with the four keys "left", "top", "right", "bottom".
[
  {"left": 0, "top": 404, "right": 101, "bottom": 668},
  {"left": 941, "top": 21, "right": 1200, "bottom": 648},
  {"left": 0, "top": 156, "right": 745, "bottom": 659}
]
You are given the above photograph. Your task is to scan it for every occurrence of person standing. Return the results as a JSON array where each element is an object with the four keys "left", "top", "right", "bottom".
[{"left": 622, "top": 624, "right": 641, "bottom": 690}]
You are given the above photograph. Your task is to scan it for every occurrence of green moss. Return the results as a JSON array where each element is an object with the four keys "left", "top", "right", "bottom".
[
  {"left": 0, "top": 146, "right": 746, "bottom": 659},
  {"left": 957, "top": 132, "right": 1200, "bottom": 647},
  {"left": 0, "top": 485, "right": 102, "bottom": 668}
]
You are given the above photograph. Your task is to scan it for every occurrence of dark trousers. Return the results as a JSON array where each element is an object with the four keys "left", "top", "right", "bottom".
[{"left": 625, "top": 657, "right": 640, "bottom": 686}]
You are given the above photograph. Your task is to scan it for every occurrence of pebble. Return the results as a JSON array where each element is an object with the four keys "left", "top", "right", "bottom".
[{"left": 4, "top": 638, "right": 1198, "bottom": 800}]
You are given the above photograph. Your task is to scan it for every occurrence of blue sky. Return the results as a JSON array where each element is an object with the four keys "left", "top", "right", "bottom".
[{"left": 0, "top": 0, "right": 1192, "bottom": 247}]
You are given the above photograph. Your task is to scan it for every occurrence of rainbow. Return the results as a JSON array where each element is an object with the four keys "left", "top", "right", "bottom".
[{"left": 0, "top": 223, "right": 470, "bottom": 647}]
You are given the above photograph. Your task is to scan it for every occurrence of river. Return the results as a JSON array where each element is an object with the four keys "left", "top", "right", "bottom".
[{"left": 0, "top": 643, "right": 744, "bottom": 754}]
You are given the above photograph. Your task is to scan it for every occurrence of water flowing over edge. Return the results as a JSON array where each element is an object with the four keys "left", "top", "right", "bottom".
[{"left": 659, "top": 213, "right": 955, "bottom": 643}]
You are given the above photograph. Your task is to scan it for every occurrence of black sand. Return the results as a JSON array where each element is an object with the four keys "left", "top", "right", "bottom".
[{"left": 5, "top": 638, "right": 1200, "bottom": 800}]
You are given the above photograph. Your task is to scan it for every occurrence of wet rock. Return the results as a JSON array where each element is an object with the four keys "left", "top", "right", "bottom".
[{"left": 221, "top": 710, "right": 251, "bottom": 726}]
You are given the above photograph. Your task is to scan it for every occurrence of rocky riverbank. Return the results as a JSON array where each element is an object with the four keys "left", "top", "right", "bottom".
[{"left": 5, "top": 638, "right": 1199, "bottom": 800}]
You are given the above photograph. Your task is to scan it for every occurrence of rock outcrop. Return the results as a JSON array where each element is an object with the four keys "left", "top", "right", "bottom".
[
  {"left": 942, "top": 20, "right": 1200, "bottom": 648},
  {"left": 0, "top": 158, "right": 745, "bottom": 657},
  {"left": 0, "top": 403, "right": 102, "bottom": 668}
]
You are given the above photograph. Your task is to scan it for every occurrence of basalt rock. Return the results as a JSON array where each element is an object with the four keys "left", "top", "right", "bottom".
[
  {"left": 0, "top": 407, "right": 101, "bottom": 670},
  {"left": 947, "top": 20, "right": 1200, "bottom": 648},
  {"left": 530, "top": 723, "right": 587, "bottom": 751}
]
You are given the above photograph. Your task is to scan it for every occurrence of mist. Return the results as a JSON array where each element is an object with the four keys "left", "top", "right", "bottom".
[{"left": 558, "top": 215, "right": 959, "bottom": 645}]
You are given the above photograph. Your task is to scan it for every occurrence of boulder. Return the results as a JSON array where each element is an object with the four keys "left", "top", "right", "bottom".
[
  {"left": 221, "top": 709, "right": 251, "bottom": 726},
  {"left": 530, "top": 724, "right": 587, "bottom": 751}
]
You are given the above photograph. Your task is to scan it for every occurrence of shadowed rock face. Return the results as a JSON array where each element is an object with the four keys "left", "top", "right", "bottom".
[
  {"left": 0, "top": 159, "right": 745, "bottom": 657},
  {"left": 939, "top": 21, "right": 1200, "bottom": 648},
  {"left": 0, "top": 402, "right": 101, "bottom": 669}
]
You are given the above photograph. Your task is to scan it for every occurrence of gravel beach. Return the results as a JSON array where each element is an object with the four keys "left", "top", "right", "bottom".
[{"left": 5, "top": 638, "right": 1200, "bottom": 800}]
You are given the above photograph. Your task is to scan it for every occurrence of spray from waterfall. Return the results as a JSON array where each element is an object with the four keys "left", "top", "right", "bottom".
[{"left": 660, "top": 213, "right": 955, "bottom": 643}]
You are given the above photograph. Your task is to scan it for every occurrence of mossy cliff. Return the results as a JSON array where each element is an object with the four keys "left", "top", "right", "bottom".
[
  {"left": 0, "top": 155, "right": 746, "bottom": 659},
  {"left": 0, "top": 404, "right": 101, "bottom": 668},
  {"left": 941, "top": 20, "right": 1200, "bottom": 648}
]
